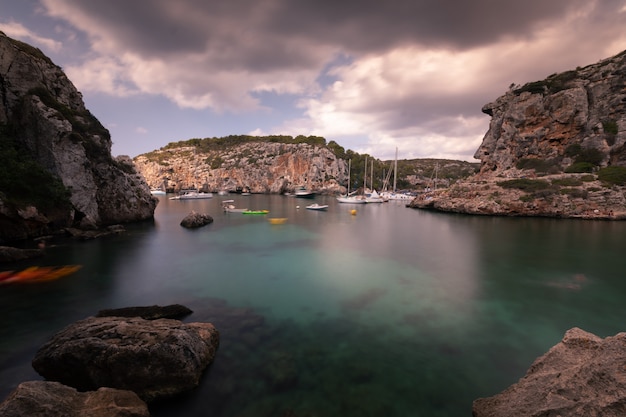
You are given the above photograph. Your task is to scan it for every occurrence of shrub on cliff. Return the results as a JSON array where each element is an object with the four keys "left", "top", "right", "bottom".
[
  {"left": 565, "top": 162, "right": 595, "bottom": 173},
  {"left": 0, "top": 125, "right": 71, "bottom": 211},
  {"left": 497, "top": 178, "right": 551, "bottom": 192},
  {"left": 597, "top": 166, "right": 626, "bottom": 186}
]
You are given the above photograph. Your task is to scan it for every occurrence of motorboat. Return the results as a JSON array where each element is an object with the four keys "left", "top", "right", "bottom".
[
  {"left": 294, "top": 186, "right": 315, "bottom": 198},
  {"left": 150, "top": 189, "right": 166, "bottom": 196},
  {"left": 221, "top": 200, "right": 248, "bottom": 213},
  {"left": 306, "top": 203, "right": 329, "bottom": 211},
  {"left": 169, "top": 190, "right": 213, "bottom": 200}
]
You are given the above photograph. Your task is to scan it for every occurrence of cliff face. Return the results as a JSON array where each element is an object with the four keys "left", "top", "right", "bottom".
[
  {"left": 410, "top": 49, "right": 626, "bottom": 219},
  {"left": 134, "top": 141, "right": 347, "bottom": 194},
  {"left": 476, "top": 51, "right": 626, "bottom": 174},
  {"left": 0, "top": 32, "right": 156, "bottom": 242}
]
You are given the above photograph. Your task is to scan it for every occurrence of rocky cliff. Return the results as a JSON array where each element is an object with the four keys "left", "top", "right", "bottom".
[
  {"left": 0, "top": 32, "right": 156, "bottom": 243},
  {"left": 134, "top": 138, "right": 348, "bottom": 194},
  {"left": 410, "top": 49, "right": 626, "bottom": 219}
]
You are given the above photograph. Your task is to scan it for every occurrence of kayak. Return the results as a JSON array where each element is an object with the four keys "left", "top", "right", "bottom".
[
  {"left": 242, "top": 209, "right": 269, "bottom": 214},
  {"left": 0, "top": 265, "right": 82, "bottom": 284}
]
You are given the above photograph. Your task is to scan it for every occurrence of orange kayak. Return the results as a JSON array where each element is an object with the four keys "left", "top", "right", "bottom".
[{"left": 0, "top": 265, "right": 81, "bottom": 284}]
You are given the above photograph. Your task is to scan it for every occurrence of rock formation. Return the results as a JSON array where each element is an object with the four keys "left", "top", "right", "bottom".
[
  {"left": 0, "top": 32, "right": 156, "bottom": 243},
  {"left": 134, "top": 138, "right": 348, "bottom": 194},
  {"left": 32, "top": 315, "right": 219, "bottom": 402},
  {"left": 410, "top": 49, "right": 626, "bottom": 219},
  {"left": 180, "top": 210, "right": 214, "bottom": 228},
  {"left": 0, "top": 381, "right": 149, "bottom": 417},
  {"left": 473, "top": 328, "right": 626, "bottom": 417}
]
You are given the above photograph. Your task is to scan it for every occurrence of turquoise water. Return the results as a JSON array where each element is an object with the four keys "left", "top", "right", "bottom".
[{"left": 1, "top": 194, "right": 626, "bottom": 416}]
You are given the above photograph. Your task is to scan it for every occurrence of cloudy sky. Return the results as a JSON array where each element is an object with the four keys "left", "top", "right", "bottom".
[{"left": 2, "top": 1, "right": 626, "bottom": 161}]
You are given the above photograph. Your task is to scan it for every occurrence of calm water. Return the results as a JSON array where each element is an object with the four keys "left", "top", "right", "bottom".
[{"left": 1, "top": 194, "right": 626, "bottom": 416}]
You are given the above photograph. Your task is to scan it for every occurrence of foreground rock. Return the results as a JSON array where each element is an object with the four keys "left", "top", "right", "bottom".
[
  {"left": 473, "top": 328, "right": 626, "bottom": 417},
  {"left": 32, "top": 315, "right": 219, "bottom": 402},
  {"left": 180, "top": 211, "right": 214, "bottom": 228},
  {"left": 0, "top": 381, "right": 149, "bottom": 417}
]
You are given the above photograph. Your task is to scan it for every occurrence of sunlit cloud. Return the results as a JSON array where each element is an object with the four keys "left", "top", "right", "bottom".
[{"left": 1, "top": 20, "right": 62, "bottom": 51}]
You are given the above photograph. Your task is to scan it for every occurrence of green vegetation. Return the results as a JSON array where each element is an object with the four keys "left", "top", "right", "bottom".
[
  {"left": 515, "top": 158, "right": 553, "bottom": 173},
  {"left": 551, "top": 177, "right": 583, "bottom": 187},
  {"left": 26, "top": 87, "right": 111, "bottom": 163},
  {"left": 597, "top": 166, "right": 626, "bottom": 186},
  {"left": 514, "top": 70, "right": 579, "bottom": 96},
  {"left": 564, "top": 145, "right": 603, "bottom": 173},
  {"left": 0, "top": 125, "right": 71, "bottom": 210},
  {"left": 603, "top": 120, "right": 619, "bottom": 135},
  {"left": 163, "top": 134, "right": 327, "bottom": 154},
  {"left": 497, "top": 178, "right": 551, "bottom": 192},
  {"left": 565, "top": 162, "right": 595, "bottom": 173}
]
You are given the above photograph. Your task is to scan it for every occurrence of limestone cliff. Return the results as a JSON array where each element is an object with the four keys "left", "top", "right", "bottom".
[
  {"left": 410, "top": 49, "right": 626, "bottom": 219},
  {"left": 476, "top": 51, "right": 626, "bottom": 174},
  {"left": 134, "top": 138, "right": 347, "bottom": 194},
  {"left": 0, "top": 32, "right": 156, "bottom": 242}
]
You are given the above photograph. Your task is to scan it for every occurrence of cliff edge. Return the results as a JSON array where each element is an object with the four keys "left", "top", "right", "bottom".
[
  {"left": 410, "top": 49, "right": 626, "bottom": 219},
  {"left": 0, "top": 32, "right": 156, "bottom": 243}
]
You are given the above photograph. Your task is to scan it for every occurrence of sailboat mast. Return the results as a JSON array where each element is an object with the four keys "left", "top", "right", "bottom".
[
  {"left": 370, "top": 160, "right": 374, "bottom": 191},
  {"left": 347, "top": 159, "right": 351, "bottom": 195},
  {"left": 393, "top": 147, "right": 398, "bottom": 192},
  {"left": 363, "top": 156, "right": 367, "bottom": 194}
]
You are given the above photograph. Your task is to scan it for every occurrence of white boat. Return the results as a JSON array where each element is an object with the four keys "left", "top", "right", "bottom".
[
  {"left": 169, "top": 190, "right": 213, "bottom": 200},
  {"left": 337, "top": 160, "right": 368, "bottom": 204},
  {"left": 365, "top": 189, "right": 385, "bottom": 203},
  {"left": 306, "top": 203, "right": 329, "bottom": 211},
  {"left": 221, "top": 200, "right": 248, "bottom": 213},
  {"left": 150, "top": 189, "right": 166, "bottom": 196},
  {"left": 295, "top": 186, "right": 315, "bottom": 198}
]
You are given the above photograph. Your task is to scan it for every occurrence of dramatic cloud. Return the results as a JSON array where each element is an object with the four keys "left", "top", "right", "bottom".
[{"left": 3, "top": 0, "right": 626, "bottom": 160}]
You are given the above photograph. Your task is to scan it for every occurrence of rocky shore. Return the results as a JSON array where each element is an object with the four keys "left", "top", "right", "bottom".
[
  {"left": 408, "top": 173, "right": 626, "bottom": 220},
  {"left": 0, "top": 305, "right": 218, "bottom": 417}
]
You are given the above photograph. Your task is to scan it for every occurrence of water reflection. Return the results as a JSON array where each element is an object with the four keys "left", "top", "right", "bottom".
[{"left": 2, "top": 195, "right": 626, "bottom": 416}]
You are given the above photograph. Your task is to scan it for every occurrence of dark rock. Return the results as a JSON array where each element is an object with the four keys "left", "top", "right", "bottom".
[
  {"left": 64, "top": 226, "right": 125, "bottom": 240},
  {"left": 32, "top": 316, "right": 219, "bottom": 402},
  {"left": 180, "top": 211, "right": 213, "bottom": 228},
  {"left": 0, "top": 380, "right": 149, "bottom": 417},
  {"left": 96, "top": 304, "right": 193, "bottom": 320},
  {"left": 0, "top": 246, "right": 43, "bottom": 263},
  {"left": 473, "top": 327, "right": 626, "bottom": 417}
]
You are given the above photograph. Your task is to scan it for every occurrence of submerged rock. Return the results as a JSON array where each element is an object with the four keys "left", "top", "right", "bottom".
[
  {"left": 473, "top": 327, "right": 626, "bottom": 417},
  {"left": 96, "top": 304, "right": 193, "bottom": 320},
  {"left": 32, "top": 316, "right": 219, "bottom": 402},
  {"left": 0, "top": 381, "right": 149, "bottom": 417}
]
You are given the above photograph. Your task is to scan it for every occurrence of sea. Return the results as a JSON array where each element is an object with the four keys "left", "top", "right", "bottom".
[{"left": 1, "top": 193, "right": 626, "bottom": 416}]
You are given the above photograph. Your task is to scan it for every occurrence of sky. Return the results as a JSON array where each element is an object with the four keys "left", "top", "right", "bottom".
[{"left": 2, "top": 1, "right": 626, "bottom": 162}]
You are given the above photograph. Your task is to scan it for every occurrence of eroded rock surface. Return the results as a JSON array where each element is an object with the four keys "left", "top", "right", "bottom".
[
  {"left": 0, "top": 381, "right": 149, "bottom": 417},
  {"left": 473, "top": 328, "right": 626, "bottom": 417},
  {"left": 32, "top": 315, "right": 219, "bottom": 402}
]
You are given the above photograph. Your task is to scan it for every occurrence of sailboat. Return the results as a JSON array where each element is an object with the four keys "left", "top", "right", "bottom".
[
  {"left": 337, "top": 159, "right": 367, "bottom": 204},
  {"left": 365, "top": 159, "right": 385, "bottom": 203},
  {"left": 380, "top": 148, "right": 412, "bottom": 201}
]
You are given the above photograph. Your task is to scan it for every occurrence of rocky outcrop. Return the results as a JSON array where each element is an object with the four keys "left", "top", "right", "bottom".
[
  {"left": 473, "top": 328, "right": 626, "bottom": 417},
  {"left": 134, "top": 139, "right": 347, "bottom": 194},
  {"left": 410, "top": 49, "right": 626, "bottom": 219},
  {"left": 0, "top": 32, "right": 156, "bottom": 243},
  {"left": 476, "top": 52, "right": 626, "bottom": 174},
  {"left": 0, "top": 381, "right": 149, "bottom": 417},
  {"left": 32, "top": 315, "right": 219, "bottom": 402},
  {"left": 180, "top": 211, "right": 214, "bottom": 228}
]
